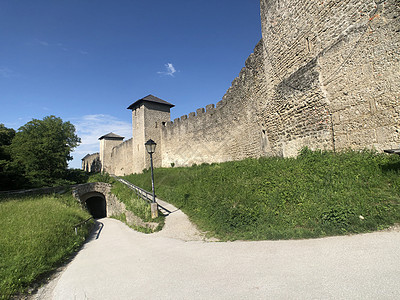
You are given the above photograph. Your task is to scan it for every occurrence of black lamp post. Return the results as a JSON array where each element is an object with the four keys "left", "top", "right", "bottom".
[{"left": 145, "top": 139, "right": 158, "bottom": 218}]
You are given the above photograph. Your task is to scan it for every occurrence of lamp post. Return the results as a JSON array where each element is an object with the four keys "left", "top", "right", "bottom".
[{"left": 145, "top": 139, "right": 158, "bottom": 219}]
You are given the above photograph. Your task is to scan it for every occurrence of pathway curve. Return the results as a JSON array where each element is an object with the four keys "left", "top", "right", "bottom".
[{"left": 33, "top": 215, "right": 400, "bottom": 299}]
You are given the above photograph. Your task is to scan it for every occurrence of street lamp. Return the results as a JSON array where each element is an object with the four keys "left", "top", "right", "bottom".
[{"left": 145, "top": 139, "right": 158, "bottom": 218}]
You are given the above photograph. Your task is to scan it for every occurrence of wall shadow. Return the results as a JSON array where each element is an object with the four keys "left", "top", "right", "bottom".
[{"left": 381, "top": 161, "right": 400, "bottom": 173}]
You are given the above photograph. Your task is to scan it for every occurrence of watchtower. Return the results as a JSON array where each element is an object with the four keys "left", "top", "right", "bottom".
[
  {"left": 127, "top": 94, "right": 174, "bottom": 173},
  {"left": 99, "top": 132, "right": 124, "bottom": 173}
]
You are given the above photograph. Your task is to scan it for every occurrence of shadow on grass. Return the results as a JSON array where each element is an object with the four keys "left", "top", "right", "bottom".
[
  {"left": 19, "top": 220, "right": 103, "bottom": 299},
  {"left": 381, "top": 161, "right": 400, "bottom": 173}
]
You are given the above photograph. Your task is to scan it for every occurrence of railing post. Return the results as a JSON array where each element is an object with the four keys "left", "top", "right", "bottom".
[{"left": 149, "top": 152, "right": 158, "bottom": 219}]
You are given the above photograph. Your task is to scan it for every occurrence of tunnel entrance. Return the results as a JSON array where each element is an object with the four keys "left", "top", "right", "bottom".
[{"left": 85, "top": 196, "right": 107, "bottom": 219}]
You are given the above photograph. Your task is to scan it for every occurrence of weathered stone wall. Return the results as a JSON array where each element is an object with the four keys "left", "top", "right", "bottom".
[
  {"left": 143, "top": 102, "right": 171, "bottom": 169},
  {"left": 160, "top": 41, "right": 266, "bottom": 167},
  {"left": 88, "top": 0, "right": 399, "bottom": 173},
  {"left": 110, "top": 138, "right": 133, "bottom": 176},
  {"left": 100, "top": 138, "right": 124, "bottom": 173},
  {"left": 131, "top": 102, "right": 171, "bottom": 173},
  {"left": 131, "top": 104, "right": 146, "bottom": 174},
  {"left": 81, "top": 153, "right": 101, "bottom": 172},
  {"left": 259, "top": 0, "right": 400, "bottom": 155}
]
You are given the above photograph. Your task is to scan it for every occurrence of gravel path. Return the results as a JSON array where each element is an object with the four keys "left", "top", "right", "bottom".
[{"left": 33, "top": 208, "right": 400, "bottom": 299}]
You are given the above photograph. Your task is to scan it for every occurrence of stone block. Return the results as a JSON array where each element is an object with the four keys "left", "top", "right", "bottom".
[
  {"left": 216, "top": 100, "right": 225, "bottom": 109},
  {"left": 196, "top": 108, "right": 205, "bottom": 115},
  {"left": 206, "top": 104, "right": 215, "bottom": 112}
]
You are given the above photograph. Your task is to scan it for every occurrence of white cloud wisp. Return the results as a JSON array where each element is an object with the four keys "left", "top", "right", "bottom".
[{"left": 157, "top": 63, "right": 177, "bottom": 77}]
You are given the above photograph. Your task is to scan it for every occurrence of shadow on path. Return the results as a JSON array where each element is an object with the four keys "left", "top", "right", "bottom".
[{"left": 87, "top": 220, "right": 104, "bottom": 241}]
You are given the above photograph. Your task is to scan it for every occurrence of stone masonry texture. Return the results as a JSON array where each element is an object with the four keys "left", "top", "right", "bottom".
[{"left": 82, "top": 0, "right": 400, "bottom": 175}]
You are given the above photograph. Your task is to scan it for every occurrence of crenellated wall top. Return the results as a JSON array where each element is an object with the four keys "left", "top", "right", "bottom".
[{"left": 162, "top": 40, "right": 264, "bottom": 131}]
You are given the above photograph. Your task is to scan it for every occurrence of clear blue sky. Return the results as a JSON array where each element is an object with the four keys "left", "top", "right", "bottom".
[{"left": 0, "top": 1, "right": 261, "bottom": 169}]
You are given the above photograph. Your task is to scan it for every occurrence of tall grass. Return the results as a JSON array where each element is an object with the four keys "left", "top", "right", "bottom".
[
  {"left": 123, "top": 149, "right": 400, "bottom": 240},
  {"left": 111, "top": 181, "right": 164, "bottom": 233},
  {"left": 0, "top": 193, "right": 93, "bottom": 299},
  {"left": 86, "top": 173, "right": 164, "bottom": 232}
]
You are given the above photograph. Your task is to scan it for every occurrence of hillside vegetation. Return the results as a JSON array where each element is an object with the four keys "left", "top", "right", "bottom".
[
  {"left": 123, "top": 148, "right": 400, "bottom": 240},
  {"left": 87, "top": 173, "right": 165, "bottom": 233},
  {"left": 0, "top": 193, "right": 93, "bottom": 299}
]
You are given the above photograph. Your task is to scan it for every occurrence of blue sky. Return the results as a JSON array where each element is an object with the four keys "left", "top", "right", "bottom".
[{"left": 0, "top": 1, "right": 261, "bottom": 169}]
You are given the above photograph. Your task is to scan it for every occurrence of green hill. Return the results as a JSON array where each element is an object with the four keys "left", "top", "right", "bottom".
[
  {"left": 0, "top": 193, "right": 93, "bottom": 299},
  {"left": 123, "top": 148, "right": 400, "bottom": 240}
]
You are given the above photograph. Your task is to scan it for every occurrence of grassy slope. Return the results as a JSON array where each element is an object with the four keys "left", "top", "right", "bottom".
[
  {"left": 123, "top": 149, "right": 400, "bottom": 240},
  {"left": 87, "top": 173, "right": 164, "bottom": 232},
  {"left": 111, "top": 180, "right": 165, "bottom": 233},
  {"left": 0, "top": 193, "right": 93, "bottom": 299}
]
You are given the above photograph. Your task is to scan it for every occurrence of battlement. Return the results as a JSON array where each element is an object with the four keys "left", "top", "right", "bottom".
[
  {"left": 85, "top": 0, "right": 400, "bottom": 175},
  {"left": 162, "top": 40, "right": 263, "bottom": 133}
]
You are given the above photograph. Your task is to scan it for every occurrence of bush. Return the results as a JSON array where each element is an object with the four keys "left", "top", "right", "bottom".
[{"left": 88, "top": 172, "right": 115, "bottom": 184}]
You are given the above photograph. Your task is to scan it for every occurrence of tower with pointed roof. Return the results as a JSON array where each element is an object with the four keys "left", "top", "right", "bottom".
[
  {"left": 99, "top": 132, "right": 124, "bottom": 173},
  {"left": 127, "top": 94, "right": 174, "bottom": 173}
]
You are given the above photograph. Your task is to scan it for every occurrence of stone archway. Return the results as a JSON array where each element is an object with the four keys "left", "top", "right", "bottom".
[
  {"left": 81, "top": 191, "right": 107, "bottom": 218},
  {"left": 72, "top": 182, "right": 125, "bottom": 218}
]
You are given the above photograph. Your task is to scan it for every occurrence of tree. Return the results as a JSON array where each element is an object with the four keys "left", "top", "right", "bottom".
[
  {"left": 11, "top": 116, "right": 81, "bottom": 187},
  {"left": 0, "top": 124, "right": 15, "bottom": 162},
  {"left": 0, "top": 124, "right": 19, "bottom": 190}
]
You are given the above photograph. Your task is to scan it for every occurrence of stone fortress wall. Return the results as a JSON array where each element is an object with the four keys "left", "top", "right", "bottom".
[
  {"left": 110, "top": 138, "right": 133, "bottom": 175},
  {"left": 81, "top": 153, "right": 100, "bottom": 173},
  {"left": 160, "top": 40, "right": 266, "bottom": 168},
  {"left": 259, "top": 0, "right": 400, "bottom": 156},
  {"left": 82, "top": 0, "right": 400, "bottom": 176}
]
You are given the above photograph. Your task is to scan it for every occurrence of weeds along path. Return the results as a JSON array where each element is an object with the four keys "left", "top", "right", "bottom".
[
  {"left": 112, "top": 175, "right": 208, "bottom": 240},
  {"left": 34, "top": 218, "right": 400, "bottom": 300}
]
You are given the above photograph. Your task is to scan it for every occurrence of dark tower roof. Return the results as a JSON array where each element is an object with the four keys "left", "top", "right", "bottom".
[
  {"left": 127, "top": 94, "right": 175, "bottom": 110},
  {"left": 98, "top": 132, "right": 125, "bottom": 140}
]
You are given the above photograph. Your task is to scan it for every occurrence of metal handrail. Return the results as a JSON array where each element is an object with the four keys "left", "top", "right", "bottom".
[
  {"left": 112, "top": 176, "right": 172, "bottom": 215},
  {"left": 116, "top": 178, "right": 154, "bottom": 203},
  {"left": 74, "top": 217, "right": 94, "bottom": 235}
]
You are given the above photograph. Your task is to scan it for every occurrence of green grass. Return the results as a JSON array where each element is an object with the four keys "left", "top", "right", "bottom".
[
  {"left": 0, "top": 193, "right": 93, "bottom": 299},
  {"left": 111, "top": 181, "right": 164, "bottom": 233},
  {"left": 86, "top": 172, "right": 165, "bottom": 232},
  {"left": 87, "top": 172, "right": 115, "bottom": 184},
  {"left": 123, "top": 148, "right": 400, "bottom": 240}
]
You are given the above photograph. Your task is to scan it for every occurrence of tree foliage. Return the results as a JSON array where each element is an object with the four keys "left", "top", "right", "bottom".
[
  {"left": 0, "top": 124, "right": 19, "bottom": 189},
  {"left": 10, "top": 116, "right": 81, "bottom": 187},
  {"left": 0, "top": 124, "right": 15, "bottom": 161}
]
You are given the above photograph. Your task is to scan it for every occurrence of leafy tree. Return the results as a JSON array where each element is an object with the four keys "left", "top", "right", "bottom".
[
  {"left": 0, "top": 124, "right": 19, "bottom": 190},
  {"left": 11, "top": 116, "right": 81, "bottom": 187},
  {"left": 0, "top": 124, "right": 15, "bottom": 161}
]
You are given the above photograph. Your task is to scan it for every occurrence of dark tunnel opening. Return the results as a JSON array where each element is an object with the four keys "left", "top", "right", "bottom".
[{"left": 86, "top": 196, "right": 107, "bottom": 219}]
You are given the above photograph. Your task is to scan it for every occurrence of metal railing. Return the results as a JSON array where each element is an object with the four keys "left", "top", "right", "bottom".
[
  {"left": 112, "top": 175, "right": 172, "bottom": 215},
  {"left": 117, "top": 178, "right": 155, "bottom": 203},
  {"left": 74, "top": 217, "right": 94, "bottom": 235}
]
